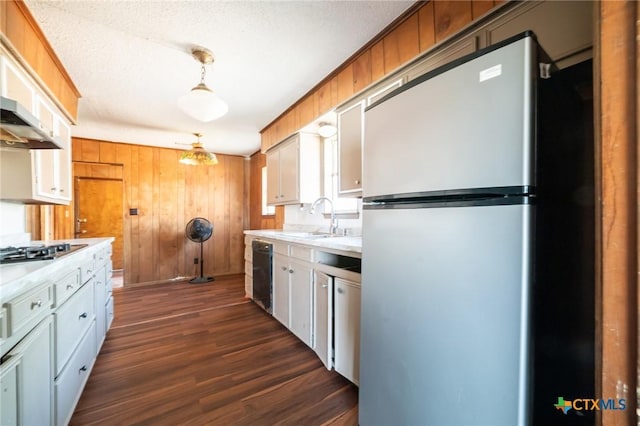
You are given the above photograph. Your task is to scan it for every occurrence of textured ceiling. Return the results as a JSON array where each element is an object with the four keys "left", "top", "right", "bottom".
[{"left": 24, "top": 0, "right": 413, "bottom": 156}]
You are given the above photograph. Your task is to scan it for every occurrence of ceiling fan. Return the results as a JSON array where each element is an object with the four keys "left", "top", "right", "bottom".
[{"left": 177, "top": 133, "right": 218, "bottom": 165}]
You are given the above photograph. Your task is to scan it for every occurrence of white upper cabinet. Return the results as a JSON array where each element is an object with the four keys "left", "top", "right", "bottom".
[
  {"left": 337, "top": 101, "right": 364, "bottom": 196},
  {"left": 337, "top": 78, "right": 402, "bottom": 198},
  {"left": 266, "top": 132, "right": 321, "bottom": 206},
  {"left": 0, "top": 49, "right": 72, "bottom": 205}
]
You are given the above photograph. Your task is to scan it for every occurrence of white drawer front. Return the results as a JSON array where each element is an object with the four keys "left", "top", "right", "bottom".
[
  {"left": 290, "top": 244, "right": 313, "bottom": 261},
  {"left": 54, "top": 269, "right": 81, "bottom": 308},
  {"left": 80, "top": 258, "right": 95, "bottom": 284},
  {"left": 55, "top": 323, "right": 96, "bottom": 426},
  {"left": 5, "top": 283, "right": 52, "bottom": 338},
  {"left": 54, "top": 282, "right": 95, "bottom": 376},
  {"left": 273, "top": 242, "right": 288, "bottom": 256}
]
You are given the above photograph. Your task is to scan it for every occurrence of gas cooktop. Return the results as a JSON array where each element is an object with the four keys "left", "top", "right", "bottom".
[{"left": 0, "top": 243, "right": 87, "bottom": 265}]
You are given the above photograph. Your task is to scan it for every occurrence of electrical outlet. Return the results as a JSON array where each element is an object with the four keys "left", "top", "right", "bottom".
[{"left": 194, "top": 257, "right": 198, "bottom": 265}]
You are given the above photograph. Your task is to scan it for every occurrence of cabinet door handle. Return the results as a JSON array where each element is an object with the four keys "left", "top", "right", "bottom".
[
  {"left": 288, "top": 269, "right": 294, "bottom": 274},
  {"left": 66, "top": 284, "right": 74, "bottom": 290},
  {"left": 322, "top": 284, "right": 328, "bottom": 288},
  {"left": 79, "top": 312, "right": 88, "bottom": 319},
  {"left": 337, "top": 288, "right": 344, "bottom": 294},
  {"left": 31, "top": 300, "right": 42, "bottom": 309},
  {"left": 79, "top": 365, "right": 88, "bottom": 373},
  {"left": 281, "top": 266, "right": 287, "bottom": 271},
  {"left": 355, "top": 179, "right": 361, "bottom": 185}
]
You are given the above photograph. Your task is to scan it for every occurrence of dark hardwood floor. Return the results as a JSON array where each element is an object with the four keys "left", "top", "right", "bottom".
[{"left": 71, "top": 275, "right": 359, "bottom": 425}]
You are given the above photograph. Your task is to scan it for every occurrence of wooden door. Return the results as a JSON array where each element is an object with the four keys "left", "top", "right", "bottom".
[{"left": 75, "top": 177, "right": 124, "bottom": 270}]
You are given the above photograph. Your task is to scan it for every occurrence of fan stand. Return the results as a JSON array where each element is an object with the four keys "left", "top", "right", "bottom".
[{"left": 190, "top": 240, "right": 214, "bottom": 284}]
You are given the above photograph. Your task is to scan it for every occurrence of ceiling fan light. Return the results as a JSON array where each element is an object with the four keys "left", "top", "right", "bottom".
[
  {"left": 317, "top": 122, "right": 337, "bottom": 138},
  {"left": 179, "top": 143, "right": 219, "bottom": 166},
  {"left": 178, "top": 84, "right": 228, "bottom": 122}
]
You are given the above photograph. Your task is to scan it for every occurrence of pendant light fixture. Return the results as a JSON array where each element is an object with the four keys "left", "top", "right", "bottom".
[
  {"left": 178, "top": 48, "right": 228, "bottom": 122},
  {"left": 317, "top": 122, "right": 337, "bottom": 138},
  {"left": 179, "top": 133, "right": 219, "bottom": 166}
]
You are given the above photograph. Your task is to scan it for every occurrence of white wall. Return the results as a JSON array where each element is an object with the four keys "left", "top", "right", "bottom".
[
  {"left": 0, "top": 201, "right": 29, "bottom": 245},
  {"left": 283, "top": 201, "right": 362, "bottom": 236}
]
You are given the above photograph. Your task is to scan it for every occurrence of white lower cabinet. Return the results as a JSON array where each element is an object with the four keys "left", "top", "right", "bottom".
[
  {"left": 94, "top": 265, "right": 107, "bottom": 351},
  {"left": 55, "top": 323, "right": 96, "bottom": 426},
  {"left": 0, "top": 316, "right": 53, "bottom": 426},
  {"left": 244, "top": 235, "right": 254, "bottom": 299},
  {"left": 334, "top": 278, "right": 361, "bottom": 385},
  {"left": 54, "top": 281, "right": 95, "bottom": 376},
  {"left": 273, "top": 253, "right": 290, "bottom": 327},
  {"left": 106, "top": 296, "right": 114, "bottom": 331},
  {"left": 314, "top": 271, "right": 332, "bottom": 370},
  {"left": 272, "top": 244, "right": 314, "bottom": 348},
  {"left": 245, "top": 235, "right": 362, "bottom": 385},
  {"left": 0, "top": 240, "right": 114, "bottom": 426},
  {"left": 288, "top": 258, "right": 313, "bottom": 347}
]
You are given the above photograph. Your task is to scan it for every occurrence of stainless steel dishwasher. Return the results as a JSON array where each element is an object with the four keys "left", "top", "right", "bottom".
[{"left": 252, "top": 240, "right": 272, "bottom": 313}]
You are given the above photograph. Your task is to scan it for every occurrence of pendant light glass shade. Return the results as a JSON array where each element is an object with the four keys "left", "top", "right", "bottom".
[
  {"left": 178, "top": 83, "right": 228, "bottom": 122},
  {"left": 179, "top": 134, "right": 218, "bottom": 166},
  {"left": 179, "top": 47, "right": 228, "bottom": 122},
  {"left": 317, "top": 122, "right": 337, "bottom": 138}
]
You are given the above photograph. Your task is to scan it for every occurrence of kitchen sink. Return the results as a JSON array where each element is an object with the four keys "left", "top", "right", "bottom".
[{"left": 278, "top": 231, "right": 341, "bottom": 239}]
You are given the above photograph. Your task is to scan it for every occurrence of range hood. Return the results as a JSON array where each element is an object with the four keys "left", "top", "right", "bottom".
[{"left": 1, "top": 96, "right": 63, "bottom": 149}]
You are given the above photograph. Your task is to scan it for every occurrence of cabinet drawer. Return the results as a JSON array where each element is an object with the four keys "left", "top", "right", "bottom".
[
  {"left": 54, "top": 268, "right": 81, "bottom": 307},
  {"left": 55, "top": 323, "right": 96, "bottom": 426},
  {"left": 273, "top": 242, "right": 289, "bottom": 256},
  {"left": 290, "top": 245, "right": 312, "bottom": 262},
  {"left": 80, "top": 257, "right": 95, "bottom": 284},
  {"left": 54, "top": 282, "right": 95, "bottom": 376},
  {"left": 4, "top": 283, "right": 52, "bottom": 338},
  {"left": 96, "top": 246, "right": 111, "bottom": 269}
]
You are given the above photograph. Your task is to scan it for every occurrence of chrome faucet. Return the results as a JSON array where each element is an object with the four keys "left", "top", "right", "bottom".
[{"left": 310, "top": 197, "right": 338, "bottom": 235}]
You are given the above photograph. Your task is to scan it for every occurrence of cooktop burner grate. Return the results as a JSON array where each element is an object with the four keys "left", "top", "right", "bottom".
[{"left": 0, "top": 243, "right": 81, "bottom": 264}]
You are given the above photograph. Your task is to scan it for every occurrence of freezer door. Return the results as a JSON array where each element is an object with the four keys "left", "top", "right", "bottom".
[
  {"left": 363, "top": 36, "right": 536, "bottom": 198},
  {"left": 359, "top": 204, "right": 532, "bottom": 426}
]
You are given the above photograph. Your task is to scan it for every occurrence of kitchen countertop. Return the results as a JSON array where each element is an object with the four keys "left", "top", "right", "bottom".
[
  {"left": 244, "top": 230, "right": 362, "bottom": 256},
  {"left": 0, "top": 237, "right": 114, "bottom": 303}
]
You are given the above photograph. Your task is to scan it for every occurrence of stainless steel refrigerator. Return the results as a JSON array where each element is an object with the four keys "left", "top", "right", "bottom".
[{"left": 359, "top": 32, "right": 594, "bottom": 425}]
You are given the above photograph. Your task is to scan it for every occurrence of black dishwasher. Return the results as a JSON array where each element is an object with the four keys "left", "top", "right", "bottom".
[{"left": 252, "top": 240, "right": 272, "bottom": 313}]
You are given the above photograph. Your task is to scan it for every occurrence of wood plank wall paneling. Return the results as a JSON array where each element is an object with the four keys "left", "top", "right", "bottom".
[
  {"left": 249, "top": 151, "right": 283, "bottom": 231},
  {"left": 71, "top": 138, "right": 248, "bottom": 286},
  {"left": 434, "top": 1, "right": 473, "bottom": 43},
  {"left": 418, "top": 1, "right": 436, "bottom": 53},
  {"left": 1, "top": 0, "right": 80, "bottom": 121},
  {"left": 597, "top": 1, "right": 638, "bottom": 424},
  {"left": 382, "top": 12, "right": 420, "bottom": 75},
  {"left": 258, "top": 0, "right": 497, "bottom": 153}
]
